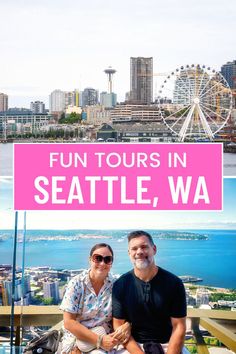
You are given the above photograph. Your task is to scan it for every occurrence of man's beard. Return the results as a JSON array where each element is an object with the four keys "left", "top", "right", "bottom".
[{"left": 133, "top": 256, "right": 154, "bottom": 269}]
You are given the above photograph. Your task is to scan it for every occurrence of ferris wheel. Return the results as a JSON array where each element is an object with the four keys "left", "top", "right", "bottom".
[{"left": 157, "top": 64, "right": 233, "bottom": 141}]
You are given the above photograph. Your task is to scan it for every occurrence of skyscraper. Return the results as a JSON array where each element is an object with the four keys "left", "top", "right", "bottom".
[
  {"left": 100, "top": 92, "right": 117, "bottom": 108},
  {"left": 2, "top": 275, "right": 31, "bottom": 305},
  {"left": 221, "top": 60, "right": 236, "bottom": 89},
  {"left": 82, "top": 88, "right": 98, "bottom": 107},
  {"left": 30, "top": 101, "right": 46, "bottom": 114},
  {"left": 49, "top": 89, "right": 65, "bottom": 113},
  {"left": 0, "top": 92, "right": 8, "bottom": 112},
  {"left": 65, "top": 89, "right": 80, "bottom": 108},
  {"left": 43, "top": 279, "right": 60, "bottom": 304},
  {"left": 130, "top": 57, "right": 153, "bottom": 104}
]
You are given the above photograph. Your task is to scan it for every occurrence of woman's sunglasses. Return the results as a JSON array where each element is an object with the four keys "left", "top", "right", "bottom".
[{"left": 91, "top": 254, "right": 113, "bottom": 265}]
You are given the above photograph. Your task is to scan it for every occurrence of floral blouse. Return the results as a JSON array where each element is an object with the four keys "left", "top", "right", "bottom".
[{"left": 60, "top": 269, "right": 115, "bottom": 352}]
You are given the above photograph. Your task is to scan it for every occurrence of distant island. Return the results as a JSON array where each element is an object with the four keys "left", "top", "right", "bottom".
[
  {"left": 0, "top": 230, "right": 208, "bottom": 242},
  {"left": 19, "top": 234, "right": 112, "bottom": 242},
  {"left": 152, "top": 231, "right": 208, "bottom": 240}
]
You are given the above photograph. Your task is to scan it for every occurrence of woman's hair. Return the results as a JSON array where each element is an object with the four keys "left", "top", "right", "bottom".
[{"left": 89, "top": 243, "right": 114, "bottom": 257}]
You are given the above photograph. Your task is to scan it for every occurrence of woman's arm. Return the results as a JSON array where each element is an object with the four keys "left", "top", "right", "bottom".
[
  {"left": 63, "top": 311, "right": 118, "bottom": 351},
  {"left": 64, "top": 311, "right": 97, "bottom": 344}
]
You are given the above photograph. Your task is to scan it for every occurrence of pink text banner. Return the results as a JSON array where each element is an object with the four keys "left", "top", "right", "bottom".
[{"left": 14, "top": 143, "right": 222, "bottom": 210}]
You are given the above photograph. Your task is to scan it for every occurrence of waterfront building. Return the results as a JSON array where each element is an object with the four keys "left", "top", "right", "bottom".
[
  {"left": 221, "top": 60, "right": 236, "bottom": 89},
  {"left": 97, "top": 121, "right": 174, "bottom": 142},
  {"left": 84, "top": 105, "right": 111, "bottom": 125},
  {"left": 218, "top": 300, "right": 236, "bottom": 308},
  {"left": 100, "top": 92, "right": 117, "bottom": 108},
  {"left": 185, "top": 288, "right": 196, "bottom": 307},
  {"left": 43, "top": 279, "right": 60, "bottom": 304},
  {"left": 130, "top": 57, "right": 153, "bottom": 104},
  {"left": 49, "top": 89, "right": 65, "bottom": 113},
  {"left": 1, "top": 275, "right": 31, "bottom": 305},
  {"left": 0, "top": 93, "right": 8, "bottom": 112},
  {"left": 196, "top": 288, "right": 210, "bottom": 307},
  {"left": 82, "top": 88, "right": 98, "bottom": 107},
  {"left": 0, "top": 111, "right": 50, "bottom": 138},
  {"left": 8, "top": 107, "right": 31, "bottom": 114},
  {"left": 30, "top": 101, "right": 46, "bottom": 114},
  {"left": 111, "top": 104, "right": 162, "bottom": 123}
]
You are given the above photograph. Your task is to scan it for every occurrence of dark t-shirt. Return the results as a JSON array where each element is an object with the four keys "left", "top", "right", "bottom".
[{"left": 112, "top": 267, "right": 187, "bottom": 343}]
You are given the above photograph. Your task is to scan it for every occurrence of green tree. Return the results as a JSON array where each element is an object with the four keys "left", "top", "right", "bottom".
[
  {"left": 42, "top": 297, "right": 54, "bottom": 305},
  {"left": 210, "top": 292, "right": 236, "bottom": 302},
  {"left": 59, "top": 112, "right": 82, "bottom": 124},
  {"left": 60, "top": 112, "right": 65, "bottom": 121},
  {"left": 31, "top": 295, "right": 44, "bottom": 305}
]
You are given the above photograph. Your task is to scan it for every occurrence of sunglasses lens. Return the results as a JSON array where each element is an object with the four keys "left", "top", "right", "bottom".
[
  {"left": 104, "top": 256, "right": 113, "bottom": 264},
  {"left": 92, "top": 254, "right": 113, "bottom": 264},
  {"left": 93, "top": 255, "right": 103, "bottom": 263}
]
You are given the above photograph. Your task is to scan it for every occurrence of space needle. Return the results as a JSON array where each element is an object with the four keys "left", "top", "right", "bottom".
[{"left": 104, "top": 66, "right": 116, "bottom": 93}]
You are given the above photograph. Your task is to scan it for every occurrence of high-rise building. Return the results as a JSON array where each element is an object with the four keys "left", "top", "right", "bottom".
[
  {"left": 221, "top": 60, "right": 236, "bottom": 89},
  {"left": 130, "top": 57, "right": 153, "bottom": 104},
  {"left": 173, "top": 68, "right": 209, "bottom": 104},
  {"left": 100, "top": 92, "right": 117, "bottom": 108},
  {"left": 2, "top": 275, "right": 31, "bottom": 305},
  {"left": 49, "top": 89, "right": 65, "bottom": 113},
  {"left": 196, "top": 288, "right": 210, "bottom": 307},
  {"left": 65, "top": 89, "right": 80, "bottom": 108},
  {"left": 0, "top": 93, "right": 8, "bottom": 112},
  {"left": 0, "top": 282, "right": 8, "bottom": 305},
  {"left": 30, "top": 101, "right": 46, "bottom": 114},
  {"left": 82, "top": 88, "right": 98, "bottom": 107},
  {"left": 43, "top": 279, "right": 60, "bottom": 303}
]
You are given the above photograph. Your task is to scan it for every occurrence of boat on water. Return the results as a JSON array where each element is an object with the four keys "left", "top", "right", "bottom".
[{"left": 179, "top": 275, "right": 203, "bottom": 283}]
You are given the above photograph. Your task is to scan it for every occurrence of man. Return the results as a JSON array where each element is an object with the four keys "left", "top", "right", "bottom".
[{"left": 112, "top": 230, "right": 187, "bottom": 354}]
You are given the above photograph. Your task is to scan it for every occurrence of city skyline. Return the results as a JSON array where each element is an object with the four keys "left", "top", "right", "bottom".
[
  {"left": 0, "top": 0, "right": 235, "bottom": 107},
  {"left": 0, "top": 177, "right": 235, "bottom": 230}
]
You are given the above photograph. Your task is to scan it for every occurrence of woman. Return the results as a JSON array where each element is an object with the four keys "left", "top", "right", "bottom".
[{"left": 60, "top": 243, "right": 130, "bottom": 354}]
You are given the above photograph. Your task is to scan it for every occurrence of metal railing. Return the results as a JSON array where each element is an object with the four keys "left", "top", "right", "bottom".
[{"left": 0, "top": 307, "right": 236, "bottom": 353}]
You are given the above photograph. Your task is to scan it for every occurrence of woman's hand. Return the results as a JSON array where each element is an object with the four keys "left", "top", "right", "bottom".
[
  {"left": 101, "top": 334, "right": 119, "bottom": 351},
  {"left": 111, "top": 322, "right": 131, "bottom": 344}
]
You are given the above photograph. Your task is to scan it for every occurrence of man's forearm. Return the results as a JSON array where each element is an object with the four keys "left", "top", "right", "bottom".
[
  {"left": 124, "top": 336, "right": 144, "bottom": 354},
  {"left": 166, "top": 327, "right": 185, "bottom": 354}
]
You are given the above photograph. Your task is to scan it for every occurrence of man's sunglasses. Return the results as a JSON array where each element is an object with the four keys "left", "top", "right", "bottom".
[{"left": 91, "top": 254, "right": 113, "bottom": 265}]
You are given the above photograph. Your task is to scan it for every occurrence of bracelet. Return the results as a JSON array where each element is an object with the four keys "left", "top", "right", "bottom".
[{"left": 96, "top": 334, "right": 104, "bottom": 349}]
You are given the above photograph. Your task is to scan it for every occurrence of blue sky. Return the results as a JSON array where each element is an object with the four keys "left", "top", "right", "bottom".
[
  {"left": 0, "top": 177, "right": 235, "bottom": 229},
  {"left": 0, "top": 0, "right": 235, "bottom": 107}
]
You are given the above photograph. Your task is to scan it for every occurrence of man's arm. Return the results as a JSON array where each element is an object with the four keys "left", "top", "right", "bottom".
[
  {"left": 166, "top": 317, "right": 186, "bottom": 354},
  {"left": 113, "top": 318, "right": 144, "bottom": 354}
]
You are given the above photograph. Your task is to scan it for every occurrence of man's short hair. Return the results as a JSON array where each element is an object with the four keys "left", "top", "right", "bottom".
[{"left": 127, "top": 230, "right": 154, "bottom": 246}]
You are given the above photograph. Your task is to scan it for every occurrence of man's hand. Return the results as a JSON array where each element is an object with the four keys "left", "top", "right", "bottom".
[
  {"left": 111, "top": 321, "right": 131, "bottom": 344},
  {"left": 113, "top": 318, "right": 144, "bottom": 354}
]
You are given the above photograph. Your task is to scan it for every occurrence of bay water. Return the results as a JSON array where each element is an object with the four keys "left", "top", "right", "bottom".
[{"left": 0, "top": 229, "right": 235, "bottom": 289}]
